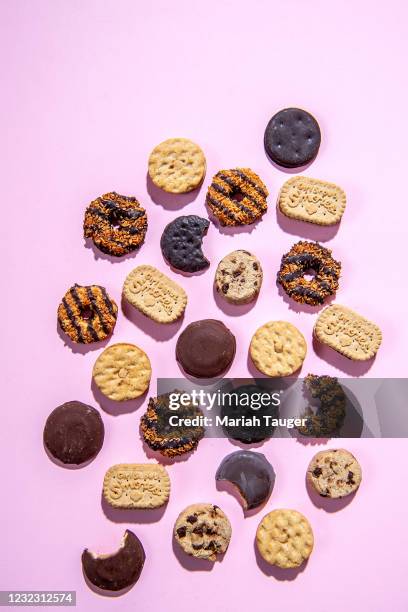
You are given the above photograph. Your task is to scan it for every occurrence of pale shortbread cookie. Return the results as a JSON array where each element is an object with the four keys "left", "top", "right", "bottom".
[
  {"left": 314, "top": 304, "right": 382, "bottom": 360},
  {"left": 93, "top": 343, "right": 151, "bottom": 401},
  {"left": 103, "top": 464, "right": 170, "bottom": 508},
  {"left": 250, "top": 321, "right": 307, "bottom": 376},
  {"left": 174, "top": 503, "right": 231, "bottom": 561},
  {"left": 215, "top": 250, "right": 263, "bottom": 304},
  {"left": 256, "top": 509, "right": 314, "bottom": 569},
  {"left": 123, "top": 265, "right": 187, "bottom": 323},
  {"left": 307, "top": 449, "right": 362, "bottom": 498},
  {"left": 148, "top": 138, "right": 206, "bottom": 193},
  {"left": 279, "top": 176, "right": 346, "bottom": 225}
]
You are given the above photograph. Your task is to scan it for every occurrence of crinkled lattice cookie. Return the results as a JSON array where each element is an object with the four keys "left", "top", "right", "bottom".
[
  {"left": 314, "top": 304, "right": 382, "bottom": 360},
  {"left": 279, "top": 177, "right": 346, "bottom": 225},
  {"left": 250, "top": 321, "right": 307, "bottom": 377},
  {"left": 123, "top": 265, "right": 187, "bottom": 323},
  {"left": 103, "top": 464, "right": 170, "bottom": 508},
  {"left": 92, "top": 343, "right": 151, "bottom": 401},
  {"left": 256, "top": 509, "right": 314, "bottom": 568},
  {"left": 215, "top": 250, "right": 263, "bottom": 304},
  {"left": 174, "top": 503, "right": 232, "bottom": 561},
  {"left": 307, "top": 449, "right": 362, "bottom": 498},
  {"left": 148, "top": 138, "right": 206, "bottom": 193}
]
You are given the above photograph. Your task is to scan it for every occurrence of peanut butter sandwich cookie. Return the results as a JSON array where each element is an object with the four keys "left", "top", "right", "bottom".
[
  {"left": 123, "top": 265, "right": 187, "bottom": 323},
  {"left": 148, "top": 138, "right": 206, "bottom": 193},
  {"left": 215, "top": 250, "right": 263, "bottom": 304},
  {"left": 206, "top": 168, "right": 268, "bottom": 226},
  {"left": 279, "top": 176, "right": 346, "bottom": 225},
  {"left": 314, "top": 304, "right": 382, "bottom": 360},
  {"left": 250, "top": 321, "right": 307, "bottom": 377},
  {"left": 103, "top": 464, "right": 170, "bottom": 508},
  {"left": 307, "top": 449, "right": 362, "bottom": 498},
  {"left": 174, "top": 503, "right": 232, "bottom": 561},
  {"left": 256, "top": 509, "right": 314, "bottom": 569},
  {"left": 58, "top": 284, "right": 118, "bottom": 344},
  {"left": 93, "top": 343, "right": 151, "bottom": 401}
]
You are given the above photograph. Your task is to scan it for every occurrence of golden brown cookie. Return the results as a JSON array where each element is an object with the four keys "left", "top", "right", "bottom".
[
  {"left": 123, "top": 265, "right": 187, "bottom": 323},
  {"left": 249, "top": 321, "right": 307, "bottom": 377},
  {"left": 278, "top": 176, "right": 346, "bottom": 225},
  {"left": 215, "top": 250, "right": 263, "bottom": 304},
  {"left": 103, "top": 464, "right": 170, "bottom": 508},
  {"left": 148, "top": 138, "right": 206, "bottom": 193},
  {"left": 307, "top": 449, "right": 362, "bottom": 498},
  {"left": 314, "top": 304, "right": 382, "bottom": 360},
  {"left": 174, "top": 503, "right": 232, "bottom": 561},
  {"left": 256, "top": 509, "right": 314, "bottom": 568},
  {"left": 92, "top": 343, "right": 151, "bottom": 401}
]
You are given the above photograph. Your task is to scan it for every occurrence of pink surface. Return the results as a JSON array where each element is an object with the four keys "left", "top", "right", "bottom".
[{"left": 2, "top": 1, "right": 408, "bottom": 610}]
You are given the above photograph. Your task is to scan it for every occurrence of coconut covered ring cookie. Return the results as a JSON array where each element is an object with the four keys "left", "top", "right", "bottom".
[
  {"left": 148, "top": 138, "right": 206, "bottom": 193},
  {"left": 83, "top": 192, "right": 148, "bottom": 257},
  {"left": 277, "top": 241, "right": 341, "bottom": 306},
  {"left": 206, "top": 168, "right": 268, "bottom": 226},
  {"left": 174, "top": 503, "right": 232, "bottom": 561},
  {"left": 57, "top": 284, "right": 118, "bottom": 344},
  {"left": 307, "top": 449, "right": 362, "bottom": 498}
]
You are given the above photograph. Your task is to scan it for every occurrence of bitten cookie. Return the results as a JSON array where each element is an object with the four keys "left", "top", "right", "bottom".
[
  {"left": 92, "top": 343, "right": 151, "bottom": 401},
  {"left": 264, "top": 108, "right": 321, "bottom": 168},
  {"left": 174, "top": 503, "right": 232, "bottom": 561},
  {"left": 160, "top": 215, "right": 210, "bottom": 273},
  {"left": 58, "top": 284, "right": 118, "bottom": 344},
  {"left": 83, "top": 192, "right": 148, "bottom": 257},
  {"left": 148, "top": 138, "right": 206, "bottom": 193},
  {"left": 250, "top": 321, "right": 307, "bottom": 377},
  {"left": 307, "top": 449, "right": 362, "bottom": 498},
  {"left": 256, "top": 509, "right": 314, "bottom": 568},
  {"left": 123, "top": 265, "right": 187, "bottom": 323},
  {"left": 314, "top": 304, "right": 382, "bottom": 360},
  {"left": 279, "top": 176, "right": 346, "bottom": 225},
  {"left": 103, "top": 464, "right": 170, "bottom": 508},
  {"left": 215, "top": 250, "right": 263, "bottom": 304},
  {"left": 206, "top": 168, "right": 268, "bottom": 226}
]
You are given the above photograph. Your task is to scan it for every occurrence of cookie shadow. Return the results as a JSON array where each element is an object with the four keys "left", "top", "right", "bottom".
[
  {"left": 82, "top": 567, "right": 135, "bottom": 597},
  {"left": 204, "top": 201, "right": 263, "bottom": 236},
  {"left": 215, "top": 479, "right": 268, "bottom": 517},
  {"left": 277, "top": 283, "right": 335, "bottom": 314},
  {"left": 101, "top": 492, "right": 167, "bottom": 524},
  {"left": 254, "top": 539, "right": 308, "bottom": 580},
  {"left": 84, "top": 237, "right": 143, "bottom": 264},
  {"left": 57, "top": 321, "right": 111, "bottom": 354},
  {"left": 121, "top": 297, "right": 183, "bottom": 341},
  {"left": 43, "top": 439, "right": 100, "bottom": 470},
  {"left": 295, "top": 436, "right": 331, "bottom": 447},
  {"left": 312, "top": 336, "right": 376, "bottom": 377},
  {"left": 172, "top": 538, "right": 216, "bottom": 572},
  {"left": 264, "top": 147, "right": 316, "bottom": 175},
  {"left": 146, "top": 173, "right": 203, "bottom": 209},
  {"left": 91, "top": 379, "right": 148, "bottom": 416},
  {"left": 226, "top": 437, "right": 268, "bottom": 450},
  {"left": 176, "top": 359, "right": 234, "bottom": 385},
  {"left": 212, "top": 284, "right": 258, "bottom": 317},
  {"left": 275, "top": 206, "right": 340, "bottom": 242},
  {"left": 305, "top": 473, "right": 356, "bottom": 513},
  {"left": 140, "top": 438, "right": 198, "bottom": 465}
]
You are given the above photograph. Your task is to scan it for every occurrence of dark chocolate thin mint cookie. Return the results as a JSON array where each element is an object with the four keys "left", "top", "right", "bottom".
[
  {"left": 264, "top": 108, "right": 321, "bottom": 168},
  {"left": 160, "top": 215, "right": 210, "bottom": 273}
]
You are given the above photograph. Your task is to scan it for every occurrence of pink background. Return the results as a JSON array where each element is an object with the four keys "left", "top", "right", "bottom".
[{"left": 2, "top": 1, "right": 408, "bottom": 610}]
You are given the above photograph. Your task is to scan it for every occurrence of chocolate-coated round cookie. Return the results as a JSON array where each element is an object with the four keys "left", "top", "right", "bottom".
[
  {"left": 264, "top": 108, "right": 321, "bottom": 168},
  {"left": 220, "top": 384, "right": 278, "bottom": 443},
  {"left": 44, "top": 401, "right": 104, "bottom": 465},
  {"left": 160, "top": 215, "right": 210, "bottom": 273},
  {"left": 176, "top": 319, "right": 236, "bottom": 378}
]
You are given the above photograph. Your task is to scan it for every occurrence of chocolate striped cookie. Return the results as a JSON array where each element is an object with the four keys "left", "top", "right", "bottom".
[
  {"left": 58, "top": 284, "right": 118, "bottom": 344},
  {"left": 84, "top": 192, "right": 148, "bottom": 257},
  {"left": 206, "top": 168, "right": 268, "bottom": 226}
]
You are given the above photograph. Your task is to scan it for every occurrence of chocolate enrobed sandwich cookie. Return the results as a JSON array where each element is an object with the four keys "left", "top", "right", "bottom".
[
  {"left": 176, "top": 319, "right": 236, "bottom": 378},
  {"left": 220, "top": 384, "right": 278, "bottom": 443},
  {"left": 43, "top": 401, "right": 104, "bottom": 465}
]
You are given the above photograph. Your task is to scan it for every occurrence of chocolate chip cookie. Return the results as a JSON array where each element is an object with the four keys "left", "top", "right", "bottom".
[
  {"left": 307, "top": 449, "right": 362, "bottom": 498},
  {"left": 215, "top": 250, "right": 263, "bottom": 304},
  {"left": 174, "top": 503, "right": 232, "bottom": 561}
]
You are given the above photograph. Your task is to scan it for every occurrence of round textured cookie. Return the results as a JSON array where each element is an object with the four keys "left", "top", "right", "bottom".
[
  {"left": 307, "top": 449, "right": 362, "bottom": 498},
  {"left": 43, "top": 401, "right": 104, "bottom": 465},
  {"left": 148, "top": 138, "right": 206, "bottom": 193},
  {"left": 215, "top": 250, "right": 263, "bottom": 304},
  {"left": 83, "top": 192, "right": 148, "bottom": 257},
  {"left": 264, "top": 108, "right": 321, "bottom": 168},
  {"left": 206, "top": 168, "right": 268, "bottom": 226},
  {"left": 160, "top": 215, "right": 210, "bottom": 273},
  {"left": 57, "top": 284, "right": 118, "bottom": 344},
  {"left": 256, "top": 509, "right": 314, "bottom": 569},
  {"left": 92, "top": 343, "right": 151, "bottom": 401},
  {"left": 250, "top": 321, "right": 307, "bottom": 377},
  {"left": 174, "top": 503, "right": 232, "bottom": 561},
  {"left": 176, "top": 319, "right": 236, "bottom": 378}
]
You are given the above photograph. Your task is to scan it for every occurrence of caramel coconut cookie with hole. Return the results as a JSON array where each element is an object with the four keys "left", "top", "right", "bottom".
[
  {"left": 215, "top": 250, "right": 263, "bottom": 304},
  {"left": 84, "top": 192, "right": 148, "bottom": 257},
  {"left": 57, "top": 284, "right": 118, "bottom": 344},
  {"left": 174, "top": 503, "right": 232, "bottom": 561},
  {"left": 92, "top": 343, "right": 151, "bottom": 401},
  {"left": 307, "top": 449, "right": 362, "bottom": 498},
  {"left": 148, "top": 138, "right": 206, "bottom": 193},
  {"left": 206, "top": 168, "right": 268, "bottom": 226},
  {"left": 277, "top": 240, "right": 341, "bottom": 306}
]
